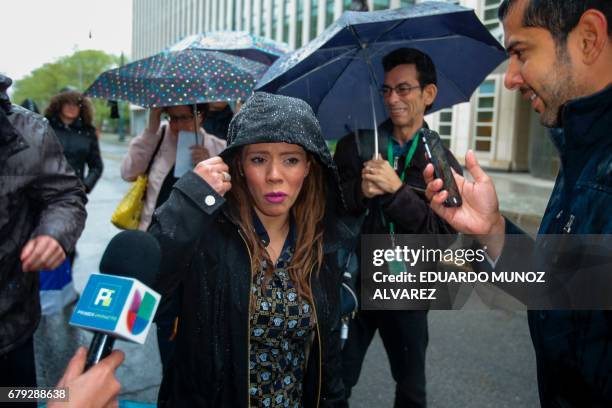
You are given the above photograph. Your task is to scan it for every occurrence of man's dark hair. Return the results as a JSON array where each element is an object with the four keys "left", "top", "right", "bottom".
[
  {"left": 382, "top": 48, "right": 437, "bottom": 112},
  {"left": 498, "top": 0, "right": 612, "bottom": 46}
]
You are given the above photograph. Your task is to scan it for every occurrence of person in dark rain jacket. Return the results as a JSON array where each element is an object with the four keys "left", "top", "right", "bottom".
[
  {"left": 334, "top": 48, "right": 461, "bottom": 407},
  {"left": 423, "top": 1, "right": 612, "bottom": 406},
  {"left": 150, "top": 92, "right": 354, "bottom": 407},
  {"left": 45, "top": 90, "right": 103, "bottom": 194},
  {"left": 0, "top": 74, "right": 87, "bottom": 393}
]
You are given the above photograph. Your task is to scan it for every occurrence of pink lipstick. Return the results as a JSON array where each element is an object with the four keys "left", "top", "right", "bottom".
[{"left": 264, "top": 192, "right": 288, "bottom": 203}]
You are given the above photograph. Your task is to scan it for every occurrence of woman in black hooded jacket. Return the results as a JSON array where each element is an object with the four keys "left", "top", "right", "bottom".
[
  {"left": 150, "top": 92, "right": 353, "bottom": 407},
  {"left": 44, "top": 90, "right": 103, "bottom": 193}
]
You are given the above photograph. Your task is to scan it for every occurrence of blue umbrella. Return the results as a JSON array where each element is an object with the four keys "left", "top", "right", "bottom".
[
  {"left": 169, "top": 31, "right": 290, "bottom": 65},
  {"left": 256, "top": 2, "right": 507, "bottom": 140}
]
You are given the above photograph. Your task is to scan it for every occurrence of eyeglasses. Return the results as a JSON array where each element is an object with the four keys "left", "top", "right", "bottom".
[
  {"left": 380, "top": 84, "right": 421, "bottom": 97},
  {"left": 165, "top": 114, "right": 195, "bottom": 123}
]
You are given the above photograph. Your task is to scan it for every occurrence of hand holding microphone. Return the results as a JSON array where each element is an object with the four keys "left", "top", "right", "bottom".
[
  {"left": 69, "top": 230, "right": 161, "bottom": 370},
  {"left": 48, "top": 347, "right": 124, "bottom": 408}
]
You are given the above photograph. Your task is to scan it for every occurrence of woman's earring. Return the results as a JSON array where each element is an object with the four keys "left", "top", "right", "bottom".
[{"left": 239, "top": 167, "right": 244, "bottom": 176}]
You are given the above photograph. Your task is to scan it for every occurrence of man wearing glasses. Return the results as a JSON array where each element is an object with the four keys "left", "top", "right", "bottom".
[{"left": 334, "top": 48, "right": 461, "bottom": 407}]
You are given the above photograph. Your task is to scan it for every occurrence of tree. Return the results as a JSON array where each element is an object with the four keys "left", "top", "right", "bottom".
[{"left": 12, "top": 50, "right": 129, "bottom": 131}]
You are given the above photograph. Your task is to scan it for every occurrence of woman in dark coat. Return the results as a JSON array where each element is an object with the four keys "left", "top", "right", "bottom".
[
  {"left": 150, "top": 92, "right": 353, "bottom": 407},
  {"left": 44, "top": 90, "right": 103, "bottom": 193}
]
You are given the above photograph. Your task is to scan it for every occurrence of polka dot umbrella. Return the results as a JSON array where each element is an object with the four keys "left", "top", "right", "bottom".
[{"left": 84, "top": 49, "right": 269, "bottom": 108}]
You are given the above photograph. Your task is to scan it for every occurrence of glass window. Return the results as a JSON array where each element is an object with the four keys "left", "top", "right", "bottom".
[
  {"left": 272, "top": 0, "right": 278, "bottom": 37},
  {"left": 310, "top": 3, "right": 319, "bottom": 38},
  {"left": 262, "top": 0, "right": 269, "bottom": 36},
  {"left": 439, "top": 111, "right": 452, "bottom": 122},
  {"left": 478, "top": 97, "right": 495, "bottom": 108},
  {"left": 477, "top": 112, "right": 493, "bottom": 122},
  {"left": 436, "top": 108, "right": 453, "bottom": 148},
  {"left": 482, "top": 0, "right": 501, "bottom": 34},
  {"left": 283, "top": 0, "right": 290, "bottom": 43},
  {"left": 475, "top": 140, "right": 491, "bottom": 151},
  {"left": 373, "top": 0, "right": 391, "bottom": 10},
  {"left": 473, "top": 78, "right": 496, "bottom": 153},
  {"left": 439, "top": 125, "right": 452, "bottom": 136},
  {"left": 326, "top": 1, "right": 335, "bottom": 26},
  {"left": 243, "top": 0, "right": 250, "bottom": 30},
  {"left": 296, "top": 1, "right": 303, "bottom": 46},
  {"left": 484, "top": 8, "right": 498, "bottom": 21},
  {"left": 479, "top": 80, "right": 496, "bottom": 94}
]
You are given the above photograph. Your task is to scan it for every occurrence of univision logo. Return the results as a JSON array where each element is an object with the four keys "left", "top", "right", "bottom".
[{"left": 126, "top": 290, "right": 155, "bottom": 335}]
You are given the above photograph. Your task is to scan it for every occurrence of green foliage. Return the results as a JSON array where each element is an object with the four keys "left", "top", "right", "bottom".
[{"left": 11, "top": 50, "right": 128, "bottom": 130}]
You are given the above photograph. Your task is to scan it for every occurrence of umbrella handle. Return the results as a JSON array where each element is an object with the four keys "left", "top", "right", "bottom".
[{"left": 193, "top": 104, "right": 203, "bottom": 146}]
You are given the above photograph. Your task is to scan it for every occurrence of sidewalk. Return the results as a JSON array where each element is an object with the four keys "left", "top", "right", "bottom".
[{"left": 489, "top": 170, "right": 554, "bottom": 236}]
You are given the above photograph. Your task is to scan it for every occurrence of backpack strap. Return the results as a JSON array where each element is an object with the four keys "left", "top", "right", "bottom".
[{"left": 145, "top": 125, "right": 166, "bottom": 175}]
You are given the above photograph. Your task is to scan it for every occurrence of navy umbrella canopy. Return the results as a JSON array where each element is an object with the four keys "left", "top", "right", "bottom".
[{"left": 256, "top": 2, "right": 507, "bottom": 139}]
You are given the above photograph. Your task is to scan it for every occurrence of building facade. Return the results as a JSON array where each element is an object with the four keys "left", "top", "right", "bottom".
[{"left": 131, "top": 0, "right": 558, "bottom": 179}]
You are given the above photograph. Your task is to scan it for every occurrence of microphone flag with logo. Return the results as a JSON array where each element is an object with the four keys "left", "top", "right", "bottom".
[{"left": 69, "top": 230, "right": 161, "bottom": 369}]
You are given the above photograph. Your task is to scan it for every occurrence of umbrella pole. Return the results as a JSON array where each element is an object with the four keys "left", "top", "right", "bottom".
[
  {"left": 193, "top": 104, "right": 201, "bottom": 146},
  {"left": 363, "top": 53, "right": 381, "bottom": 160},
  {"left": 368, "top": 83, "right": 380, "bottom": 160}
]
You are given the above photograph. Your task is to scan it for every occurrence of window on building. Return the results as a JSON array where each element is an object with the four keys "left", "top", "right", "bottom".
[
  {"left": 272, "top": 0, "right": 279, "bottom": 38},
  {"left": 310, "top": 3, "right": 319, "bottom": 38},
  {"left": 262, "top": 0, "right": 269, "bottom": 35},
  {"left": 482, "top": 0, "right": 501, "bottom": 33},
  {"left": 242, "top": 0, "right": 247, "bottom": 31},
  {"left": 252, "top": 0, "right": 258, "bottom": 33},
  {"left": 473, "top": 79, "right": 496, "bottom": 153},
  {"left": 296, "top": 1, "right": 303, "bottom": 46},
  {"left": 400, "top": 0, "right": 416, "bottom": 6},
  {"left": 373, "top": 0, "right": 391, "bottom": 10},
  {"left": 283, "top": 0, "right": 290, "bottom": 43},
  {"left": 344, "top": 0, "right": 368, "bottom": 11},
  {"left": 326, "top": 0, "right": 335, "bottom": 26},
  {"left": 437, "top": 108, "right": 453, "bottom": 149}
]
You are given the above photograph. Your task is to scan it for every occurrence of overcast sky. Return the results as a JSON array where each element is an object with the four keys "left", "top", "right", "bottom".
[{"left": 1, "top": 0, "right": 132, "bottom": 84}]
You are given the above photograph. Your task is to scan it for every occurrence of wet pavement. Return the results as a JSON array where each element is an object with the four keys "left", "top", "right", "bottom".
[{"left": 48, "top": 134, "right": 550, "bottom": 406}]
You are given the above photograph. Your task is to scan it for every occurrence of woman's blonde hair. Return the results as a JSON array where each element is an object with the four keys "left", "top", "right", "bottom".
[
  {"left": 44, "top": 90, "right": 95, "bottom": 127},
  {"left": 226, "top": 148, "right": 326, "bottom": 307}
]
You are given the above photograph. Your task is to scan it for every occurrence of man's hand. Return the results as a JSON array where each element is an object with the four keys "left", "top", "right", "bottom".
[
  {"left": 20, "top": 235, "right": 66, "bottom": 272},
  {"left": 361, "top": 156, "right": 403, "bottom": 196},
  {"left": 193, "top": 156, "right": 232, "bottom": 196},
  {"left": 48, "top": 347, "right": 124, "bottom": 408},
  {"left": 190, "top": 145, "right": 210, "bottom": 165},
  {"left": 423, "top": 150, "right": 505, "bottom": 258},
  {"left": 361, "top": 179, "right": 386, "bottom": 198}
]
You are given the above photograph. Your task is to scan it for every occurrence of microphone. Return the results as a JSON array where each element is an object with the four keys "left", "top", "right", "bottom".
[{"left": 69, "top": 230, "right": 162, "bottom": 370}]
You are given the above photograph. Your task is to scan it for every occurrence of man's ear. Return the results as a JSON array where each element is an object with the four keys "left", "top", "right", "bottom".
[
  {"left": 423, "top": 83, "right": 438, "bottom": 107},
  {"left": 573, "top": 9, "right": 609, "bottom": 65}
]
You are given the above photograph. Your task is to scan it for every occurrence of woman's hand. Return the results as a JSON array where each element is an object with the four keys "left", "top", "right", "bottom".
[
  {"left": 193, "top": 156, "right": 232, "bottom": 196},
  {"left": 147, "top": 107, "right": 164, "bottom": 132}
]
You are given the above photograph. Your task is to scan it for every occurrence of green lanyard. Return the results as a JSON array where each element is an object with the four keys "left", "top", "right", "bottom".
[{"left": 386, "top": 132, "right": 419, "bottom": 236}]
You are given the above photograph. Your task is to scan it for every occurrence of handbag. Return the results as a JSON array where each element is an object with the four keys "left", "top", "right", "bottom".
[{"left": 111, "top": 126, "right": 166, "bottom": 229}]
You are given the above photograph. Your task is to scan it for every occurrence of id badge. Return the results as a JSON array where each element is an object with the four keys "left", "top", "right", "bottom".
[{"left": 388, "top": 260, "right": 406, "bottom": 275}]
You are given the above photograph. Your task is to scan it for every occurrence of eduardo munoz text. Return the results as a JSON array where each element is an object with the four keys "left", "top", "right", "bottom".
[{"left": 370, "top": 246, "right": 546, "bottom": 301}]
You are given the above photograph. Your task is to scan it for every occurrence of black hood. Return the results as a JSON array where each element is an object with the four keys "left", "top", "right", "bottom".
[
  {"left": 0, "top": 74, "right": 12, "bottom": 114},
  {"left": 221, "top": 92, "right": 344, "bottom": 208}
]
